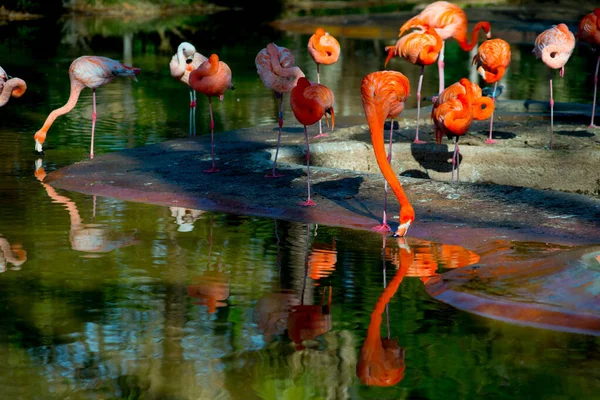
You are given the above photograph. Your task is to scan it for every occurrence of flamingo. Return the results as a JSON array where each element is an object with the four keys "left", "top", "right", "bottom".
[
  {"left": 360, "top": 71, "right": 414, "bottom": 236},
  {"left": 170, "top": 42, "right": 208, "bottom": 136},
  {"left": 33, "top": 56, "right": 140, "bottom": 159},
  {"left": 577, "top": 9, "right": 600, "bottom": 128},
  {"left": 533, "top": 23, "right": 576, "bottom": 149},
  {"left": 290, "top": 77, "right": 335, "bottom": 207},
  {"left": 0, "top": 66, "right": 27, "bottom": 107},
  {"left": 307, "top": 27, "right": 340, "bottom": 138},
  {"left": 472, "top": 38, "right": 511, "bottom": 143},
  {"left": 399, "top": 1, "right": 491, "bottom": 94},
  {"left": 189, "top": 53, "right": 234, "bottom": 173},
  {"left": 256, "top": 43, "right": 305, "bottom": 178},
  {"left": 385, "top": 25, "right": 443, "bottom": 144},
  {"left": 432, "top": 78, "right": 494, "bottom": 183}
]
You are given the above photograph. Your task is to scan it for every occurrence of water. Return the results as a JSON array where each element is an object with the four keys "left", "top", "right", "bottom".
[{"left": 1, "top": 9, "right": 599, "bottom": 399}]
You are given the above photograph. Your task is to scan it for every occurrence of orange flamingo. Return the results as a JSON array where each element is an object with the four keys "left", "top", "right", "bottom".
[
  {"left": 307, "top": 27, "right": 340, "bottom": 138},
  {"left": 361, "top": 71, "right": 414, "bottom": 236},
  {"left": 399, "top": 1, "right": 491, "bottom": 94},
  {"left": 577, "top": 9, "right": 600, "bottom": 128},
  {"left": 189, "top": 54, "right": 234, "bottom": 173},
  {"left": 0, "top": 66, "right": 27, "bottom": 107},
  {"left": 170, "top": 42, "right": 208, "bottom": 136},
  {"left": 290, "top": 77, "right": 335, "bottom": 206},
  {"left": 472, "top": 38, "right": 511, "bottom": 143},
  {"left": 287, "top": 286, "right": 332, "bottom": 350},
  {"left": 385, "top": 25, "right": 442, "bottom": 144},
  {"left": 533, "top": 24, "right": 575, "bottom": 149},
  {"left": 432, "top": 78, "right": 481, "bottom": 183},
  {"left": 357, "top": 239, "right": 408, "bottom": 387},
  {"left": 256, "top": 43, "right": 305, "bottom": 178},
  {"left": 34, "top": 56, "right": 140, "bottom": 159}
]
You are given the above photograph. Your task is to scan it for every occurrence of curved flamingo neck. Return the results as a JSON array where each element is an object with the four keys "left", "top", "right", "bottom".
[
  {"left": 189, "top": 55, "right": 219, "bottom": 86},
  {"left": 420, "top": 28, "right": 443, "bottom": 64},
  {"left": 34, "top": 80, "right": 85, "bottom": 144},
  {"left": 458, "top": 21, "right": 490, "bottom": 51},
  {"left": 34, "top": 166, "right": 83, "bottom": 227},
  {"left": 312, "top": 29, "right": 336, "bottom": 57},
  {"left": 479, "top": 65, "right": 506, "bottom": 83},
  {"left": 0, "top": 78, "right": 26, "bottom": 107}
]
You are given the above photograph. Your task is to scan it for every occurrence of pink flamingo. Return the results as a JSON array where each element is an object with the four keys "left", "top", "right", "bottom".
[
  {"left": 307, "top": 27, "right": 340, "bottom": 138},
  {"left": 34, "top": 56, "right": 140, "bottom": 158},
  {"left": 533, "top": 24, "right": 576, "bottom": 149},
  {"left": 189, "top": 53, "right": 234, "bottom": 173},
  {"left": 256, "top": 43, "right": 305, "bottom": 178},
  {"left": 170, "top": 42, "right": 208, "bottom": 136},
  {"left": 0, "top": 66, "right": 27, "bottom": 107},
  {"left": 290, "top": 77, "right": 335, "bottom": 206},
  {"left": 577, "top": 9, "right": 600, "bottom": 128},
  {"left": 399, "top": 1, "right": 491, "bottom": 94}
]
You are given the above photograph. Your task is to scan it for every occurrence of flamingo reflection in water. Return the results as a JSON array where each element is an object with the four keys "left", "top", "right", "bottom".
[
  {"left": 169, "top": 207, "right": 205, "bottom": 232},
  {"left": 0, "top": 235, "right": 27, "bottom": 273},
  {"left": 187, "top": 213, "right": 230, "bottom": 314},
  {"left": 34, "top": 159, "right": 139, "bottom": 255}
]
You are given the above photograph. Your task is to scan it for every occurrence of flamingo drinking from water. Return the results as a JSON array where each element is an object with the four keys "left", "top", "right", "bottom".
[
  {"left": 361, "top": 71, "right": 414, "bottom": 236},
  {"left": 33, "top": 56, "right": 140, "bottom": 158},
  {"left": 256, "top": 43, "right": 305, "bottom": 178},
  {"left": 533, "top": 23, "right": 575, "bottom": 149},
  {"left": 189, "top": 54, "right": 234, "bottom": 173},
  {"left": 0, "top": 66, "right": 27, "bottom": 107},
  {"left": 399, "top": 1, "right": 491, "bottom": 94},
  {"left": 290, "top": 77, "right": 335, "bottom": 207},
  {"left": 308, "top": 27, "right": 340, "bottom": 138},
  {"left": 385, "top": 25, "right": 442, "bottom": 144},
  {"left": 170, "top": 42, "right": 208, "bottom": 136},
  {"left": 472, "top": 38, "right": 511, "bottom": 143},
  {"left": 577, "top": 9, "right": 600, "bottom": 128}
]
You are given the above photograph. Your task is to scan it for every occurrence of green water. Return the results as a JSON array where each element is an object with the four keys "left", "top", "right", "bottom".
[{"left": 0, "top": 10, "right": 599, "bottom": 400}]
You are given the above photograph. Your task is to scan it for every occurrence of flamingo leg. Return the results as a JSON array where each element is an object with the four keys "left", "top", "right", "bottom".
[
  {"left": 266, "top": 92, "right": 285, "bottom": 178},
  {"left": 372, "top": 118, "right": 393, "bottom": 233},
  {"left": 314, "top": 63, "right": 328, "bottom": 139},
  {"left": 590, "top": 56, "right": 599, "bottom": 129},
  {"left": 300, "top": 125, "right": 316, "bottom": 206},
  {"left": 189, "top": 89, "right": 197, "bottom": 136},
  {"left": 90, "top": 88, "right": 96, "bottom": 159},
  {"left": 414, "top": 65, "right": 427, "bottom": 144},
  {"left": 486, "top": 81, "right": 498, "bottom": 144},
  {"left": 549, "top": 69, "right": 554, "bottom": 150},
  {"left": 451, "top": 138, "right": 460, "bottom": 184},
  {"left": 203, "top": 97, "right": 220, "bottom": 173},
  {"left": 437, "top": 41, "right": 445, "bottom": 95}
]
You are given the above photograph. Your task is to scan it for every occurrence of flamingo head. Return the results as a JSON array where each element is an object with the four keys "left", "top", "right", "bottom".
[
  {"left": 0, "top": 66, "right": 6, "bottom": 82},
  {"left": 315, "top": 27, "right": 326, "bottom": 37},
  {"left": 178, "top": 42, "right": 197, "bottom": 59},
  {"left": 395, "top": 205, "right": 415, "bottom": 237}
]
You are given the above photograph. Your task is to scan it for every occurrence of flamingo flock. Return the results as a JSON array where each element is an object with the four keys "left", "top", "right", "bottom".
[{"left": 2, "top": 3, "right": 598, "bottom": 239}]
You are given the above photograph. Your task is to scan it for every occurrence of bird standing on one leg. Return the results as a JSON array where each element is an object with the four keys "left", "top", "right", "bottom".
[
  {"left": 34, "top": 56, "right": 141, "bottom": 158},
  {"left": 290, "top": 77, "right": 335, "bottom": 207},
  {"left": 533, "top": 23, "right": 575, "bottom": 150},
  {"left": 307, "top": 27, "right": 340, "bottom": 139},
  {"left": 361, "top": 71, "right": 414, "bottom": 236},
  {"left": 472, "top": 38, "right": 511, "bottom": 143},
  {"left": 170, "top": 42, "right": 208, "bottom": 136},
  {"left": 0, "top": 66, "right": 27, "bottom": 107},
  {"left": 577, "top": 9, "right": 600, "bottom": 128},
  {"left": 189, "top": 54, "right": 234, "bottom": 173},
  {"left": 399, "top": 1, "right": 491, "bottom": 94},
  {"left": 256, "top": 43, "right": 305, "bottom": 178},
  {"left": 385, "top": 25, "right": 442, "bottom": 144}
]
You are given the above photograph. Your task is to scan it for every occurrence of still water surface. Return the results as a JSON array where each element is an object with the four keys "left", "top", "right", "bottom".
[{"left": 1, "top": 9, "right": 599, "bottom": 399}]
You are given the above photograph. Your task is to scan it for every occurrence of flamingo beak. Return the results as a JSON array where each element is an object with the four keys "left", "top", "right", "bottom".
[
  {"left": 486, "top": 29, "right": 492, "bottom": 39},
  {"left": 328, "top": 107, "right": 335, "bottom": 131},
  {"left": 384, "top": 46, "right": 395, "bottom": 69},
  {"left": 394, "top": 221, "right": 411, "bottom": 237}
]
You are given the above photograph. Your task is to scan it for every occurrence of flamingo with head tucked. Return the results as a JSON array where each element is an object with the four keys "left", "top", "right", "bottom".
[
  {"left": 256, "top": 43, "right": 305, "bottom": 178},
  {"left": 577, "top": 9, "right": 600, "bottom": 128},
  {"left": 0, "top": 66, "right": 27, "bottom": 108},
  {"left": 361, "top": 71, "right": 414, "bottom": 236},
  {"left": 385, "top": 25, "right": 442, "bottom": 144},
  {"left": 473, "top": 38, "right": 511, "bottom": 143},
  {"left": 533, "top": 23, "right": 576, "bottom": 149},
  {"left": 34, "top": 56, "right": 140, "bottom": 159},
  {"left": 290, "top": 77, "right": 335, "bottom": 207},
  {"left": 189, "top": 54, "right": 234, "bottom": 173},
  {"left": 399, "top": 1, "right": 491, "bottom": 94},
  {"left": 170, "top": 42, "right": 208, "bottom": 136},
  {"left": 308, "top": 27, "right": 340, "bottom": 138}
]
